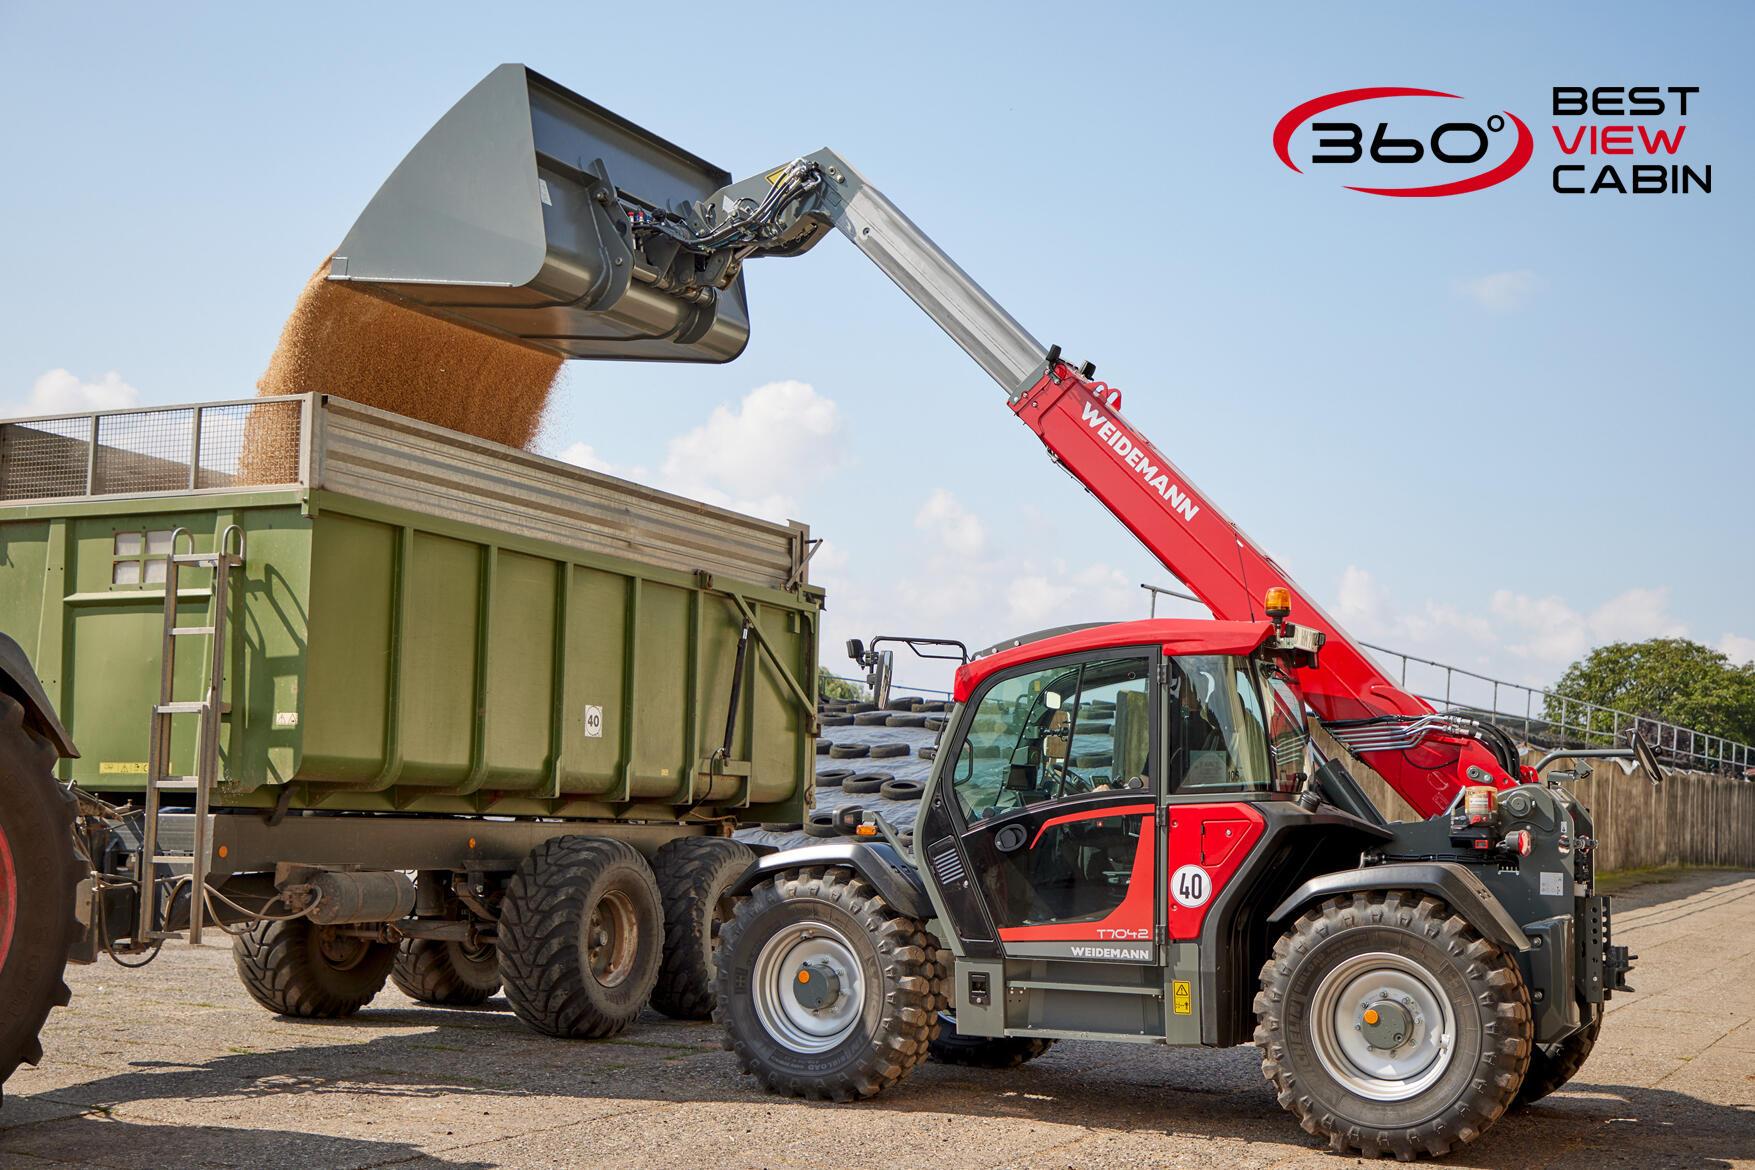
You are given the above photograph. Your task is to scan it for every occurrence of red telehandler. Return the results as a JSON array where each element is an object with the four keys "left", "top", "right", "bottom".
[{"left": 0, "top": 66, "right": 1644, "bottom": 1157}]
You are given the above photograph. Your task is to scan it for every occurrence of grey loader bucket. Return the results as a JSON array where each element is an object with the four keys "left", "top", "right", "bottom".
[{"left": 329, "top": 64, "right": 750, "bottom": 363}]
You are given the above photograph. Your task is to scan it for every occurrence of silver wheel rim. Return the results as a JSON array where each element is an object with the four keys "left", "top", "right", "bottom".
[
  {"left": 751, "top": 920, "right": 866, "bottom": 1054},
  {"left": 1308, "top": 951, "right": 1457, "bottom": 1102}
]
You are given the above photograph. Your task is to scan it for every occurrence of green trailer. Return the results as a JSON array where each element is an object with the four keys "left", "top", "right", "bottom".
[{"left": 0, "top": 391, "right": 820, "bottom": 1036}]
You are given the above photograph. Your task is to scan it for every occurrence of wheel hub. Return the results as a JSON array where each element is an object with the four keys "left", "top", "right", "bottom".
[
  {"left": 792, "top": 958, "right": 842, "bottom": 1010},
  {"left": 585, "top": 889, "right": 639, "bottom": 988},
  {"left": 1359, "top": 997, "right": 1414, "bottom": 1050},
  {"left": 1308, "top": 952, "right": 1457, "bottom": 1102},
  {"left": 751, "top": 922, "right": 866, "bottom": 1054},
  {"left": 0, "top": 820, "right": 16, "bottom": 973}
]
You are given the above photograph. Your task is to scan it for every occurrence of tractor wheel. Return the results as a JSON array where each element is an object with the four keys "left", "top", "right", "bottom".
[
  {"left": 1517, "top": 1013, "right": 1602, "bottom": 1105},
  {"left": 0, "top": 693, "right": 80, "bottom": 1099},
  {"left": 391, "top": 938, "right": 502, "bottom": 1007},
  {"left": 1255, "top": 891, "right": 1532, "bottom": 1160},
  {"left": 928, "top": 1012, "right": 1054, "bottom": 1068},
  {"left": 498, "top": 837, "right": 663, "bottom": 1039},
  {"left": 716, "top": 866, "right": 943, "bottom": 1101},
  {"left": 232, "top": 918, "right": 396, "bottom": 1018},
  {"left": 649, "top": 837, "right": 753, "bottom": 1021}
]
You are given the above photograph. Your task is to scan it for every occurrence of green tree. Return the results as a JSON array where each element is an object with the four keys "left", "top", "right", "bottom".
[
  {"left": 818, "top": 668, "right": 869, "bottom": 703},
  {"left": 1545, "top": 638, "right": 1755, "bottom": 746}
]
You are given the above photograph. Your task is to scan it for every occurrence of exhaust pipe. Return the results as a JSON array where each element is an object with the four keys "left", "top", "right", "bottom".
[{"left": 329, "top": 64, "right": 750, "bottom": 364}]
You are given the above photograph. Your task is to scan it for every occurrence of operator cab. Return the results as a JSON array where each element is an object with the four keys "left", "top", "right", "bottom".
[{"left": 923, "top": 618, "right": 1317, "bottom": 955}]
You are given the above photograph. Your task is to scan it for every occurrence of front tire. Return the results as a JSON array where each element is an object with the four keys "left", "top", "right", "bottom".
[
  {"left": 498, "top": 837, "right": 663, "bottom": 1039},
  {"left": 232, "top": 918, "right": 396, "bottom": 1018},
  {"left": 1255, "top": 892, "right": 1532, "bottom": 1160},
  {"left": 715, "top": 866, "right": 943, "bottom": 1101}
]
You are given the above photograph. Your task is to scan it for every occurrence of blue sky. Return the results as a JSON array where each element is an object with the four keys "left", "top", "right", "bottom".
[{"left": 2, "top": 2, "right": 1749, "bottom": 697}]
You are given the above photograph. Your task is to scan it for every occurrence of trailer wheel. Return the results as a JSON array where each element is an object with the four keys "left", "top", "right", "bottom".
[
  {"left": 232, "top": 919, "right": 396, "bottom": 1018},
  {"left": 1517, "top": 1013, "right": 1601, "bottom": 1105},
  {"left": 715, "top": 866, "right": 943, "bottom": 1101},
  {"left": 0, "top": 693, "right": 79, "bottom": 1099},
  {"left": 498, "top": 837, "right": 662, "bottom": 1039},
  {"left": 391, "top": 938, "right": 502, "bottom": 1007},
  {"left": 928, "top": 1012, "right": 1055, "bottom": 1068},
  {"left": 1254, "top": 891, "right": 1532, "bottom": 1160},
  {"left": 649, "top": 838, "right": 754, "bottom": 1021}
]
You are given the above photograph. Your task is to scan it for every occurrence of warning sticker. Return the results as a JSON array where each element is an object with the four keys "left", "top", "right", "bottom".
[
  {"left": 99, "top": 761, "right": 148, "bottom": 775},
  {"left": 764, "top": 166, "right": 789, "bottom": 187},
  {"left": 1172, "top": 980, "right": 1192, "bottom": 1015},
  {"left": 583, "top": 704, "right": 604, "bottom": 739},
  {"left": 1540, "top": 871, "right": 1565, "bottom": 897}
]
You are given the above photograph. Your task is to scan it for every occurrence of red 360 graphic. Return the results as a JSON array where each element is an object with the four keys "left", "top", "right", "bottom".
[{"left": 1274, "top": 87, "right": 1533, "bottom": 197}]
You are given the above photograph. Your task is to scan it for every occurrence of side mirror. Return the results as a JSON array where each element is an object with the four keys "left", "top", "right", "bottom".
[{"left": 1632, "top": 734, "right": 1666, "bottom": 787}]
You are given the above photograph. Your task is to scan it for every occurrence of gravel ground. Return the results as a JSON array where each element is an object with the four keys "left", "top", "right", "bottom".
[{"left": 3, "top": 868, "right": 1751, "bottom": 1169}]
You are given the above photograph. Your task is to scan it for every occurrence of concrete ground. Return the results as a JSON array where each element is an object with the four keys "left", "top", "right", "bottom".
[{"left": 3, "top": 870, "right": 1751, "bottom": 1170}]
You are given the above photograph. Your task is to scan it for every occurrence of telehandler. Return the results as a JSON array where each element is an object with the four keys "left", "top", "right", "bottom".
[{"left": 0, "top": 65, "right": 1641, "bottom": 1159}]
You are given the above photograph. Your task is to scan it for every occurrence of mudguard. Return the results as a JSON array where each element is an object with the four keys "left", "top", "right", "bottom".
[
  {"left": 1267, "top": 861, "right": 1529, "bottom": 953},
  {"left": 730, "top": 840, "right": 933, "bottom": 921},
  {"left": 0, "top": 633, "right": 76, "bottom": 758}
]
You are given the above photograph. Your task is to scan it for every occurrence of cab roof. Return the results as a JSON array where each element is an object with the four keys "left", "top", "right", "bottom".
[{"left": 952, "top": 618, "right": 1273, "bottom": 703}]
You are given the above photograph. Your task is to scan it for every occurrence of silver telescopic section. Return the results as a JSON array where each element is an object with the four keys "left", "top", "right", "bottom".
[{"left": 806, "top": 150, "right": 1047, "bottom": 399}]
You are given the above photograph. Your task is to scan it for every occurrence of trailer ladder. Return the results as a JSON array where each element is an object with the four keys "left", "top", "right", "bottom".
[{"left": 137, "top": 524, "right": 245, "bottom": 946}]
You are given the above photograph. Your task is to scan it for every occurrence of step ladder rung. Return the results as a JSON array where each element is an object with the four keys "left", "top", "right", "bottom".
[
  {"left": 154, "top": 701, "right": 210, "bottom": 715},
  {"left": 151, "top": 855, "right": 194, "bottom": 865},
  {"left": 171, "top": 625, "right": 216, "bottom": 636},
  {"left": 152, "top": 777, "right": 202, "bottom": 789}
]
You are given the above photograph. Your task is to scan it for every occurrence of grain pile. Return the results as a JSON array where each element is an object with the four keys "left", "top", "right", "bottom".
[{"left": 256, "top": 265, "right": 562, "bottom": 448}]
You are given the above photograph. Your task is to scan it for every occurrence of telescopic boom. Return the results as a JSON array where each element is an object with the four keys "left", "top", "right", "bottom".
[{"left": 328, "top": 65, "right": 1523, "bottom": 816}]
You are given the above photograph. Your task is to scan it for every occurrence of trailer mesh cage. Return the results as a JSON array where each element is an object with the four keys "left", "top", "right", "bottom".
[{"left": 0, "top": 398, "right": 304, "bottom": 502}]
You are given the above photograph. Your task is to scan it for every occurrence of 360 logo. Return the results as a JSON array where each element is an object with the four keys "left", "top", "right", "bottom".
[{"left": 1273, "top": 87, "right": 1533, "bottom": 197}]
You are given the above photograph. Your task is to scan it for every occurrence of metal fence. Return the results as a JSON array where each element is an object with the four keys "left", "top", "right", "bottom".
[
  {"left": 0, "top": 397, "right": 305, "bottom": 503},
  {"left": 1142, "top": 583, "right": 1755, "bottom": 778}
]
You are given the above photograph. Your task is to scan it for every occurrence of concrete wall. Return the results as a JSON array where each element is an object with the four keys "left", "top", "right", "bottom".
[{"left": 1311, "top": 727, "right": 1755, "bottom": 873}]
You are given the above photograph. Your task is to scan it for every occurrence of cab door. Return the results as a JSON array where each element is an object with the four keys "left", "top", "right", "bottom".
[{"left": 932, "top": 651, "right": 1161, "bottom": 963}]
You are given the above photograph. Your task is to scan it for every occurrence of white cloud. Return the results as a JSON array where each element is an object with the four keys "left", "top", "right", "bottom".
[
  {"left": 13, "top": 368, "right": 141, "bottom": 415},
  {"left": 915, "top": 489, "right": 986, "bottom": 556},
  {"left": 1492, "top": 585, "right": 1686, "bottom": 665},
  {"left": 557, "top": 442, "right": 625, "bottom": 477},
  {"left": 659, "top": 380, "right": 841, "bottom": 521},
  {"left": 1455, "top": 269, "right": 1540, "bottom": 312},
  {"left": 1718, "top": 634, "right": 1755, "bottom": 666},
  {"left": 1330, "top": 563, "right": 1690, "bottom": 686}
]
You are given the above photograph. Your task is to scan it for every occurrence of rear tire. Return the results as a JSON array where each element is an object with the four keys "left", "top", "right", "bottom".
[
  {"left": 649, "top": 837, "right": 753, "bottom": 1021},
  {"left": 1254, "top": 892, "right": 1532, "bottom": 1160},
  {"left": 232, "top": 918, "right": 396, "bottom": 1018},
  {"left": 390, "top": 938, "right": 501, "bottom": 1007},
  {"left": 1517, "top": 1013, "right": 1601, "bottom": 1104},
  {"left": 0, "top": 693, "right": 79, "bottom": 1098},
  {"left": 498, "top": 837, "right": 663, "bottom": 1039},
  {"left": 715, "top": 866, "right": 943, "bottom": 1101},
  {"left": 928, "top": 1012, "right": 1054, "bottom": 1068}
]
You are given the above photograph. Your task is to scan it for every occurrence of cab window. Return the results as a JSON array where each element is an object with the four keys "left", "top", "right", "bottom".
[
  {"left": 952, "top": 655, "right": 1151, "bottom": 820},
  {"left": 1165, "top": 654, "right": 1273, "bottom": 792},
  {"left": 1265, "top": 673, "right": 1311, "bottom": 793}
]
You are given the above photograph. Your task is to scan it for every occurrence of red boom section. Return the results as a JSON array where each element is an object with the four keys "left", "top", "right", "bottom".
[{"left": 1010, "top": 364, "right": 1512, "bottom": 817}]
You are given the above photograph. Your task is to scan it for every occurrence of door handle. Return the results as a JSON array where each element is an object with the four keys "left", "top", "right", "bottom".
[{"left": 993, "top": 823, "right": 1027, "bottom": 853}]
